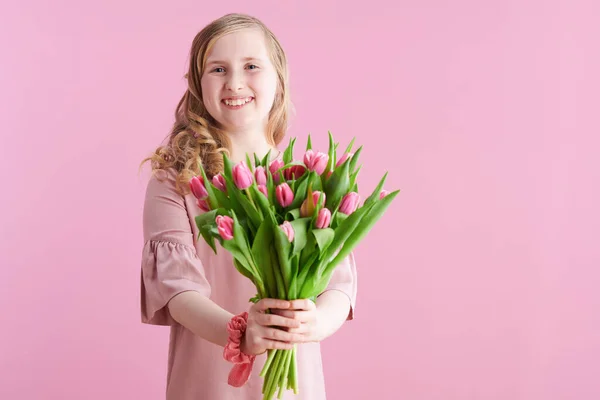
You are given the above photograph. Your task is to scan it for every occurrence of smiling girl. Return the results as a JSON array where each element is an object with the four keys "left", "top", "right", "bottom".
[{"left": 139, "top": 13, "right": 357, "bottom": 400}]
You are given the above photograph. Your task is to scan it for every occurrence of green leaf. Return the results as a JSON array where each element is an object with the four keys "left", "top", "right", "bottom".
[
  {"left": 363, "top": 172, "right": 389, "bottom": 208},
  {"left": 289, "top": 175, "right": 310, "bottom": 210},
  {"left": 246, "top": 153, "right": 254, "bottom": 172},
  {"left": 306, "top": 134, "right": 312, "bottom": 151},
  {"left": 348, "top": 165, "right": 362, "bottom": 195},
  {"left": 252, "top": 219, "right": 277, "bottom": 298},
  {"left": 273, "top": 223, "right": 292, "bottom": 293},
  {"left": 325, "top": 131, "right": 336, "bottom": 174},
  {"left": 344, "top": 137, "right": 356, "bottom": 155},
  {"left": 288, "top": 254, "right": 300, "bottom": 300},
  {"left": 290, "top": 217, "right": 311, "bottom": 255},
  {"left": 312, "top": 228, "right": 335, "bottom": 253},
  {"left": 349, "top": 145, "right": 363, "bottom": 174},
  {"left": 285, "top": 208, "right": 301, "bottom": 221},
  {"left": 324, "top": 155, "right": 351, "bottom": 211},
  {"left": 283, "top": 137, "right": 296, "bottom": 165},
  {"left": 200, "top": 223, "right": 217, "bottom": 254},
  {"left": 223, "top": 175, "right": 262, "bottom": 234},
  {"left": 325, "top": 189, "right": 400, "bottom": 276}
]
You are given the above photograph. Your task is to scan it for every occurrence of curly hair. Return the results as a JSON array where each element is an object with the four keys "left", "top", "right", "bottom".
[{"left": 139, "top": 13, "right": 292, "bottom": 196}]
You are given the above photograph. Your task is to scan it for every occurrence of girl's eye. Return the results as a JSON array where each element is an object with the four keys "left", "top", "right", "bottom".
[
  {"left": 247, "top": 64, "right": 259, "bottom": 70},
  {"left": 213, "top": 67, "right": 225, "bottom": 73}
]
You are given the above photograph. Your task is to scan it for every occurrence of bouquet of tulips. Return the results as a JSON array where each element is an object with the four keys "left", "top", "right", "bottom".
[{"left": 189, "top": 132, "right": 398, "bottom": 399}]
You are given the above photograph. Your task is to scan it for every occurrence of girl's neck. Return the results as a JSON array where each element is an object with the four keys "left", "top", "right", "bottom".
[{"left": 228, "top": 129, "right": 280, "bottom": 164}]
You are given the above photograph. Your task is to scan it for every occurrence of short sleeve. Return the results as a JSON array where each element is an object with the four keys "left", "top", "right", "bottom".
[
  {"left": 140, "top": 169, "right": 211, "bottom": 326},
  {"left": 320, "top": 252, "right": 358, "bottom": 320}
]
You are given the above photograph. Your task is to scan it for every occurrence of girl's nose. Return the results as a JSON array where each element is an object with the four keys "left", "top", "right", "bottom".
[{"left": 225, "top": 71, "right": 244, "bottom": 91}]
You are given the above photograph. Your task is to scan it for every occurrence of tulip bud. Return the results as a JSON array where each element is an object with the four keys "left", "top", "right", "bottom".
[
  {"left": 339, "top": 192, "right": 360, "bottom": 215},
  {"left": 275, "top": 183, "right": 294, "bottom": 207},
  {"left": 283, "top": 165, "right": 307, "bottom": 181},
  {"left": 258, "top": 184, "right": 268, "bottom": 197},
  {"left": 315, "top": 208, "right": 332, "bottom": 229},
  {"left": 254, "top": 166, "right": 267, "bottom": 186},
  {"left": 216, "top": 215, "right": 234, "bottom": 240},
  {"left": 190, "top": 176, "right": 208, "bottom": 199},
  {"left": 232, "top": 161, "right": 253, "bottom": 190},
  {"left": 269, "top": 158, "right": 284, "bottom": 183},
  {"left": 280, "top": 221, "right": 295, "bottom": 242},
  {"left": 197, "top": 199, "right": 210, "bottom": 212},
  {"left": 300, "top": 190, "right": 326, "bottom": 217},
  {"left": 304, "top": 150, "right": 329, "bottom": 175},
  {"left": 211, "top": 173, "right": 227, "bottom": 193},
  {"left": 336, "top": 152, "right": 354, "bottom": 168},
  {"left": 379, "top": 189, "right": 390, "bottom": 200}
]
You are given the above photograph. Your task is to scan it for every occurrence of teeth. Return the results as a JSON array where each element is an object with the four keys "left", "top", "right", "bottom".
[{"left": 224, "top": 97, "right": 252, "bottom": 106}]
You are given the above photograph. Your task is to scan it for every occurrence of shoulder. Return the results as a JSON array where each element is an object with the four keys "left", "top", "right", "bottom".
[{"left": 145, "top": 167, "right": 184, "bottom": 199}]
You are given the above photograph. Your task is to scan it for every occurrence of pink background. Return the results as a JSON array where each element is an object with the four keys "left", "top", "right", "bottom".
[{"left": 1, "top": 1, "right": 599, "bottom": 399}]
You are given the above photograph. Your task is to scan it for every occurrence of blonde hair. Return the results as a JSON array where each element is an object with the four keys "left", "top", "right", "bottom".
[{"left": 140, "top": 13, "right": 292, "bottom": 195}]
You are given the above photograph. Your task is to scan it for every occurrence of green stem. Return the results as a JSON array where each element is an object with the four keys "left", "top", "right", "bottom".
[
  {"left": 292, "top": 345, "right": 298, "bottom": 394},
  {"left": 278, "top": 350, "right": 292, "bottom": 399},
  {"left": 260, "top": 349, "right": 276, "bottom": 377},
  {"left": 263, "top": 350, "right": 282, "bottom": 399}
]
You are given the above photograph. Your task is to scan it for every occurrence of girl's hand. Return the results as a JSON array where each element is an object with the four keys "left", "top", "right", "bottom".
[
  {"left": 271, "top": 299, "right": 324, "bottom": 343},
  {"left": 240, "top": 298, "right": 304, "bottom": 356}
]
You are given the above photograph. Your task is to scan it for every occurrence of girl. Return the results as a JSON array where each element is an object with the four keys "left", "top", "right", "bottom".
[{"left": 139, "top": 13, "right": 358, "bottom": 400}]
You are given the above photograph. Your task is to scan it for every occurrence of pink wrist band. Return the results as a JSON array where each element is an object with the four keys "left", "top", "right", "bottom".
[{"left": 223, "top": 312, "right": 256, "bottom": 387}]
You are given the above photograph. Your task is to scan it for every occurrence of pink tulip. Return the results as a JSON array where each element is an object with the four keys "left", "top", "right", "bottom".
[
  {"left": 197, "top": 199, "right": 210, "bottom": 212},
  {"left": 300, "top": 190, "right": 326, "bottom": 217},
  {"left": 216, "top": 215, "right": 234, "bottom": 240},
  {"left": 339, "top": 192, "right": 360, "bottom": 215},
  {"left": 336, "top": 152, "right": 354, "bottom": 167},
  {"left": 283, "top": 165, "right": 307, "bottom": 181},
  {"left": 190, "top": 176, "right": 208, "bottom": 199},
  {"left": 211, "top": 173, "right": 227, "bottom": 193},
  {"left": 258, "top": 184, "right": 268, "bottom": 197},
  {"left": 269, "top": 158, "right": 284, "bottom": 183},
  {"left": 312, "top": 190, "right": 326, "bottom": 206},
  {"left": 232, "top": 161, "right": 253, "bottom": 190},
  {"left": 379, "top": 189, "right": 390, "bottom": 200},
  {"left": 303, "top": 150, "right": 329, "bottom": 175},
  {"left": 280, "top": 221, "right": 295, "bottom": 242},
  {"left": 315, "top": 208, "right": 331, "bottom": 229},
  {"left": 254, "top": 166, "right": 267, "bottom": 186},
  {"left": 275, "top": 183, "right": 294, "bottom": 207}
]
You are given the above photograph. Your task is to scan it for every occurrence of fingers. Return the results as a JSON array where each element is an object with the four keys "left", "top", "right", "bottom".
[
  {"left": 255, "top": 312, "right": 301, "bottom": 329},
  {"left": 270, "top": 309, "right": 313, "bottom": 323},
  {"left": 253, "top": 298, "right": 291, "bottom": 312},
  {"left": 263, "top": 327, "right": 305, "bottom": 344},
  {"left": 288, "top": 299, "right": 316, "bottom": 311}
]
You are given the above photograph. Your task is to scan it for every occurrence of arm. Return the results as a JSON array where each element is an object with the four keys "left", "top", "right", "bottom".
[
  {"left": 168, "top": 291, "right": 234, "bottom": 347},
  {"left": 314, "top": 289, "right": 352, "bottom": 341}
]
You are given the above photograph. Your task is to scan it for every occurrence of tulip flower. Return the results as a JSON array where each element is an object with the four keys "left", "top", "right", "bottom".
[
  {"left": 216, "top": 215, "right": 234, "bottom": 240},
  {"left": 336, "top": 152, "right": 353, "bottom": 168},
  {"left": 269, "top": 158, "right": 284, "bottom": 183},
  {"left": 300, "top": 190, "right": 326, "bottom": 217},
  {"left": 339, "top": 192, "right": 360, "bottom": 215},
  {"left": 283, "top": 165, "right": 307, "bottom": 181},
  {"left": 280, "top": 221, "right": 295, "bottom": 242},
  {"left": 232, "top": 161, "right": 253, "bottom": 190},
  {"left": 254, "top": 166, "right": 267, "bottom": 186},
  {"left": 189, "top": 176, "right": 208, "bottom": 199},
  {"left": 197, "top": 199, "right": 210, "bottom": 212},
  {"left": 379, "top": 189, "right": 390, "bottom": 200},
  {"left": 303, "top": 150, "right": 328, "bottom": 175},
  {"left": 276, "top": 183, "right": 294, "bottom": 207},
  {"left": 315, "top": 208, "right": 331, "bottom": 229},
  {"left": 258, "top": 184, "right": 268, "bottom": 197},
  {"left": 211, "top": 173, "right": 227, "bottom": 193}
]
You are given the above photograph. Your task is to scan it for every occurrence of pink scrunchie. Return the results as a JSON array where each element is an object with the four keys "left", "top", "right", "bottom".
[{"left": 223, "top": 312, "right": 256, "bottom": 387}]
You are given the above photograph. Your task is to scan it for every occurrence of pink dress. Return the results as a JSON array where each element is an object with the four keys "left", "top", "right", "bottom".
[{"left": 140, "top": 168, "right": 358, "bottom": 400}]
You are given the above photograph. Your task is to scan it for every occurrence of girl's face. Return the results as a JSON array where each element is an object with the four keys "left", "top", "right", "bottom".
[{"left": 201, "top": 28, "right": 279, "bottom": 134}]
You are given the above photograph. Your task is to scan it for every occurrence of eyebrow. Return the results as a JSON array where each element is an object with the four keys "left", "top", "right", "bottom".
[{"left": 205, "top": 57, "right": 266, "bottom": 66}]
